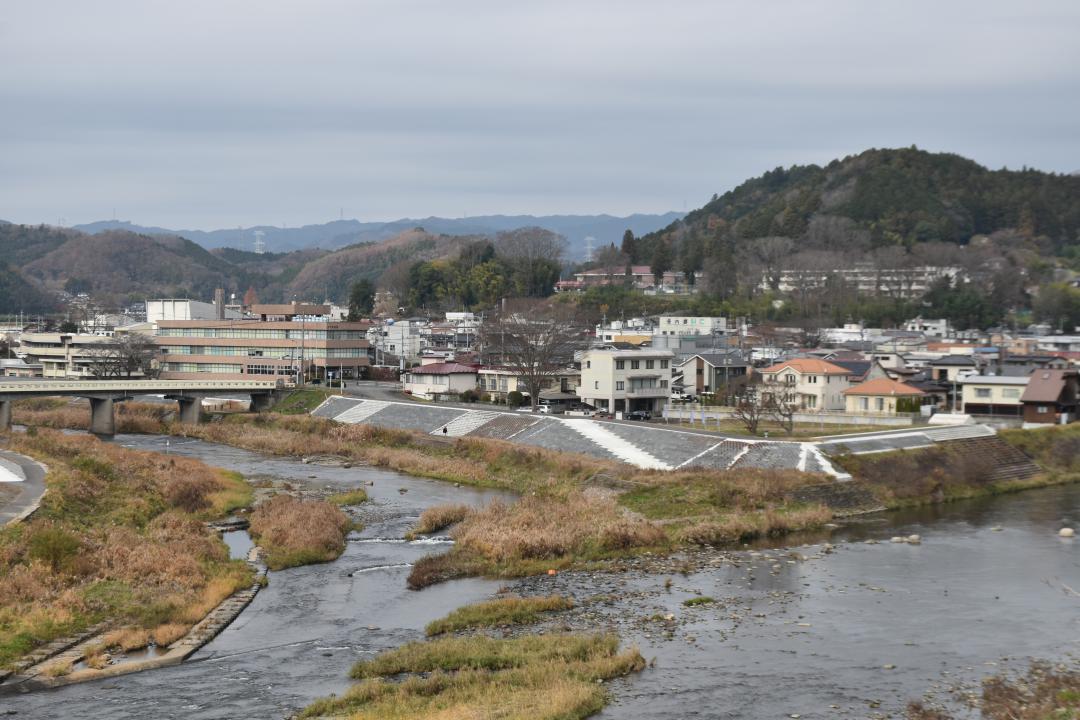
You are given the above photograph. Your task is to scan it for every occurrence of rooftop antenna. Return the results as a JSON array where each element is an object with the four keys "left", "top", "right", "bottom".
[{"left": 253, "top": 230, "right": 266, "bottom": 255}]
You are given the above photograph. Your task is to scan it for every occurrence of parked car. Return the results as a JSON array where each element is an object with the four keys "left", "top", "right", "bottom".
[
  {"left": 670, "top": 390, "right": 695, "bottom": 402},
  {"left": 626, "top": 410, "right": 652, "bottom": 421},
  {"left": 593, "top": 410, "right": 612, "bottom": 419}
]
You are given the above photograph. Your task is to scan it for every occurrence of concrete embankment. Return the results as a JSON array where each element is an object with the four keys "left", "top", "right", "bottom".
[{"left": 0, "top": 449, "right": 48, "bottom": 526}]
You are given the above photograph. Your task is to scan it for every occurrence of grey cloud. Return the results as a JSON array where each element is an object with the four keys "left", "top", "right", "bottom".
[{"left": 1, "top": 0, "right": 1078, "bottom": 228}]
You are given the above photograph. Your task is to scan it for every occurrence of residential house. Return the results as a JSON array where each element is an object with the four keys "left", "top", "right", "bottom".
[
  {"left": 1020, "top": 369, "right": 1080, "bottom": 425},
  {"left": 675, "top": 351, "right": 752, "bottom": 395},
  {"left": 843, "top": 378, "right": 926, "bottom": 416},
  {"left": 655, "top": 315, "right": 728, "bottom": 338},
  {"left": 401, "top": 362, "right": 478, "bottom": 400},
  {"left": 959, "top": 375, "right": 1029, "bottom": 416},
  {"left": 757, "top": 358, "right": 853, "bottom": 411},
  {"left": 577, "top": 346, "right": 675, "bottom": 414}
]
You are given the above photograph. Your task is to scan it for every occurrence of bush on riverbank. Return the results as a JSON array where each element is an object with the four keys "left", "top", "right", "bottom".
[
  {"left": 248, "top": 494, "right": 350, "bottom": 570},
  {"left": 0, "top": 430, "right": 253, "bottom": 669},
  {"left": 299, "top": 633, "right": 644, "bottom": 720},
  {"left": 425, "top": 595, "right": 575, "bottom": 636}
]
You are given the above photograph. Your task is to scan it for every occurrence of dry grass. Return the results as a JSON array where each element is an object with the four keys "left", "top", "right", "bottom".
[
  {"left": 425, "top": 595, "right": 574, "bottom": 636},
  {"left": 0, "top": 430, "right": 253, "bottom": 670},
  {"left": 151, "top": 622, "right": 189, "bottom": 648},
  {"left": 249, "top": 494, "right": 350, "bottom": 570},
  {"left": 409, "top": 493, "right": 667, "bottom": 589},
  {"left": 673, "top": 506, "right": 834, "bottom": 545},
  {"left": 410, "top": 503, "right": 472, "bottom": 536},
  {"left": 41, "top": 659, "right": 73, "bottom": 677},
  {"left": 299, "top": 633, "right": 644, "bottom": 720},
  {"left": 907, "top": 662, "right": 1080, "bottom": 719}
]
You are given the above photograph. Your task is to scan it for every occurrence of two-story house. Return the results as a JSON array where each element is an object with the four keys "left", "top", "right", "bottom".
[
  {"left": 758, "top": 358, "right": 853, "bottom": 411},
  {"left": 577, "top": 346, "right": 675, "bottom": 415}
]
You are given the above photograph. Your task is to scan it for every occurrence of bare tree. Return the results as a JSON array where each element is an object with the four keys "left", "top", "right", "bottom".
[
  {"left": 480, "top": 300, "right": 584, "bottom": 412},
  {"left": 761, "top": 377, "right": 799, "bottom": 435},
  {"left": 752, "top": 236, "right": 796, "bottom": 292},
  {"left": 731, "top": 383, "right": 768, "bottom": 435},
  {"left": 85, "top": 332, "right": 159, "bottom": 379}
]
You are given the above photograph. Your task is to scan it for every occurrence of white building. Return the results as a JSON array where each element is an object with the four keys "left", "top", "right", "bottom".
[
  {"left": 146, "top": 299, "right": 241, "bottom": 324},
  {"left": 577, "top": 346, "right": 675, "bottom": 415},
  {"left": 369, "top": 319, "right": 425, "bottom": 365},
  {"left": 401, "top": 362, "right": 478, "bottom": 400},
  {"left": 758, "top": 358, "right": 854, "bottom": 411},
  {"left": 19, "top": 332, "right": 146, "bottom": 379},
  {"left": 904, "top": 317, "right": 951, "bottom": 338},
  {"left": 767, "top": 265, "right": 961, "bottom": 299},
  {"left": 654, "top": 315, "right": 728, "bottom": 338}
]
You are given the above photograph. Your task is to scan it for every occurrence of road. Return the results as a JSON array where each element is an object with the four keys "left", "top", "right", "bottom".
[{"left": 0, "top": 448, "right": 47, "bottom": 525}]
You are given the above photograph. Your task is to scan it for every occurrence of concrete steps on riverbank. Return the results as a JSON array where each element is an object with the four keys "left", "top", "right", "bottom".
[
  {"left": 435, "top": 410, "right": 502, "bottom": 437},
  {"left": 937, "top": 436, "right": 1042, "bottom": 482}
]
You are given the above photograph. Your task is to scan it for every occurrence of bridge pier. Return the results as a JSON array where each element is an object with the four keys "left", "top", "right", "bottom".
[
  {"left": 177, "top": 396, "right": 203, "bottom": 425},
  {"left": 250, "top": 392, "right": 275, "bottom": 413},
  {"left": 0, "top": 400, "right": 11, "bottom": 431},
  {"left": 89, "top": 398, "right": 116, "bottom": 436}
]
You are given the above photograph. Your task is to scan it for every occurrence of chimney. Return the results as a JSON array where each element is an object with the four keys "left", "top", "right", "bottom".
[{"left": 214, "top": 288, "right": 225, "bottom": 320}]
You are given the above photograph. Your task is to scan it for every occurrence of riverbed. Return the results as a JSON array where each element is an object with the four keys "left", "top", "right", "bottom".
[{"left": 4, "top": 435, "right": 1079, "bottom": 719}]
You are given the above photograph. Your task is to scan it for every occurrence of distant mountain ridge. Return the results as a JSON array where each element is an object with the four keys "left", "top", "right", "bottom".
[{"left": 73, "top": 213, "right": 684, "bottom": 259}]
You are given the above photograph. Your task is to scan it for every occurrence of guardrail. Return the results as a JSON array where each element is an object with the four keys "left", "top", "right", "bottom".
[{"left": 0, "top": 380, "right": 281, "bottom": 393}]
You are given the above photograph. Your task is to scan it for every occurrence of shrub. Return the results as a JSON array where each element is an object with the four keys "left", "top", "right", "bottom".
[
  {"left": 27, "top": 525, "right": 81, "bottom": 573},
  {"left": 506, "top": 391, "right": 525, "bottom": 408},
  {"left": 410, "top": 504, "right": 471, "bottom": 536}
]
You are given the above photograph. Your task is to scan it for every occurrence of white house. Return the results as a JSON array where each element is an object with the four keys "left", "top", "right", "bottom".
[
  {"left": 654, "top": 315, "right": 728, "bottom": 338},
  {"left": 401, "top": 362, "right": 477, "bottom": 400},
  {"left": 758, "top": 358, "right": 853, "bottom": 411},
  {"left": 577, "top": 346, "right": 675, "bottom": 415}
]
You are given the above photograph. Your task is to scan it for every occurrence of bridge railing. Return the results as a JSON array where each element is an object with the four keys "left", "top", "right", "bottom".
[{"left": 0, "top": 379, "right": 282, "bottom": 393}]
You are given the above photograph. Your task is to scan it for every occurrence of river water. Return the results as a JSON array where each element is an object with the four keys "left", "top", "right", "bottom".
[{"left": 4, "top": 435, "right": 1079, "bottom": 719}]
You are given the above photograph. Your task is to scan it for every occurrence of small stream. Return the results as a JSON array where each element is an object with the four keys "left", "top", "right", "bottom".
[{"left": 4, "top": 433, "right": 1079, "bottom": 719}]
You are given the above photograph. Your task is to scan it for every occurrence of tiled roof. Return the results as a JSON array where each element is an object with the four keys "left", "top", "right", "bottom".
[
  {"left": 408, "top": 362, "right": 478, "bottom": 375},
  {"left": 760, "top": 358, "right": 852, "bottom": 375},
  {"left": 843, "top": 378, "right": 925, "bottom": 396}
]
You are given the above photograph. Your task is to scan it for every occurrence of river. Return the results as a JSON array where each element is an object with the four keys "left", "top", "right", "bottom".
[{"left": 4, "top": 434, "right": 1079, "bottom": 719}]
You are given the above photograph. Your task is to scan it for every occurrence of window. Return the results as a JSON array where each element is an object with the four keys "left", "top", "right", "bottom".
[
  {"left": 594, "top": 381, "right": 599, "bottom": 389},
  {"left": 615, "top": 360, "right": 625, "bottom": 370},
  {"left": 646, "top": 359, "right": 654, "bottom": 369},
  {"left": 1002, "top": 388, "right": 1020, "bottom": 399},
  {"left": 785, "top": 374, "right": 796, "bottom": 385},
  {"left": 807, "top": 375, "right": 817, "bottom": 384},
  {"left": 660, "top": 359, "right": 668, "bottom": 369},
  {"left": 616, "top": 381, "right": 624, "bottom": 390},
  {"left": 660, "top": 379, "right": 668, "bottom": 388},
  {"left": 631, "top": 360, "right": 640, "bottom": 369},
  {"left": 859, "top": 397, "right": 868, "bottom": 410},
  {"left": 975, "top": 388, "right": 991, "bottom": 398},
  {"left": 875, "top": 397, "right": 884, "bottom": 411},
  {"left": 586, "top": 361, "right": 591, "bottom": 369},
  {"left": 805, "top": 395, "right": 816, "bottom": 408},
  {"left": 1037, "top": 405, "right": 1049, "bottom": 413}
]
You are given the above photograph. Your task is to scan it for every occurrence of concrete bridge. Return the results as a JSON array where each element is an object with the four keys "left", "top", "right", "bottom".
[{"left": 0, "top": 380, "right": 282, "bottom": 435}]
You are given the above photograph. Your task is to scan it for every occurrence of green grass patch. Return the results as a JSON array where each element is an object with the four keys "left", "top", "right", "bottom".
[
  {"left": 326, "top": 488, "right": 369, "bottom": 506},
  {"left": 682, "top": 596, "right": 715, "bottom": 607},
  {"left": 425, "top": 595, "right": 574, "bottom": 636},
  {"left": 272, "top": 388, "right": 333, "bottom": 415},
  {"left": 299, "top": 633, "right": 644, "bottom": 720}
]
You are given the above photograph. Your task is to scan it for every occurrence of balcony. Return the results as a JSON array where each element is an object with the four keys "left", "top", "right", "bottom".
[{"left": 624, "top": 385, "right": 667, "bottom": 398}]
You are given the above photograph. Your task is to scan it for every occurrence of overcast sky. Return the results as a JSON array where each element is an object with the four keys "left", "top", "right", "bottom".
[{"left": 2, "top": 0, "right": 1078, "bottom": 229}]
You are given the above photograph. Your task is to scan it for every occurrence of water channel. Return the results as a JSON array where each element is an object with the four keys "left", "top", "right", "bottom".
[{"left": 4, "top": 434, "right": 1079, "bottom": 719}]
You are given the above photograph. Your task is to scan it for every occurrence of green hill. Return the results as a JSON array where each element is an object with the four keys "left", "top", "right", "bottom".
[{"left": 639, "top": 147, "right": 1080, "bottom": 256}]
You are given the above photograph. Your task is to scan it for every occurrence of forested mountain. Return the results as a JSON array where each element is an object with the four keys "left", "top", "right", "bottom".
[
  {"left": 72, "top": 213, "right": 684, "bottom": 259},
  {"left": 629, "top": 148, "right": 1080, "bottom": 276}
]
